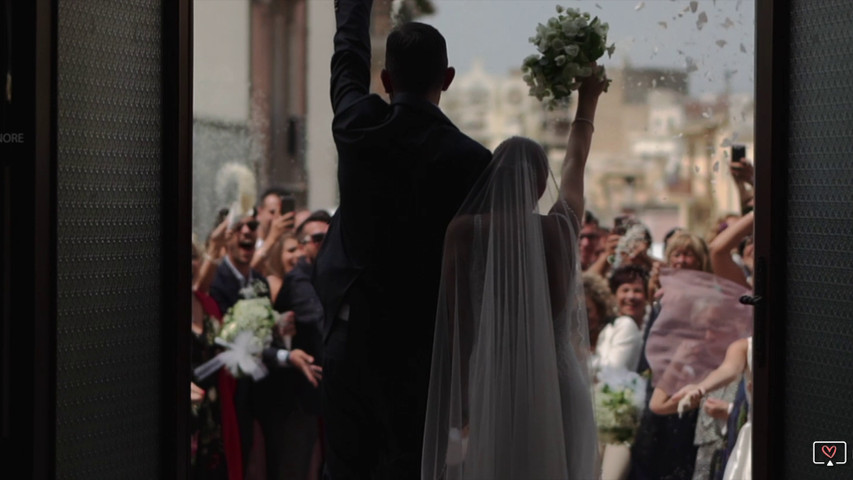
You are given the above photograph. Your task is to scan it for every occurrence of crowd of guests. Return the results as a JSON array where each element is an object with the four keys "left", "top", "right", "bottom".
[
  {"left": 583, "top": 157, "right": 757, "bottom": 480},
  {"left": 190, "top": 187, "right": 329, "bottom": 480},
  {"left": 188, "top": 163, "right": 757, "bottom": 480},
  {"left": 188, "top": 168, "right": 756, "bottom": 480}
]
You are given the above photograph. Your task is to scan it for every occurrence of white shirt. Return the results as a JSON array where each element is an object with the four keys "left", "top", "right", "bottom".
[{"left": 594, "top": 316, "right": 643, "bottom": 371}]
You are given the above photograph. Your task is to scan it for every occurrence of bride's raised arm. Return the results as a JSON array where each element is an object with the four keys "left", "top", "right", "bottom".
[{"left": 552, "top": 69, "right": 607, "bottom": 218}]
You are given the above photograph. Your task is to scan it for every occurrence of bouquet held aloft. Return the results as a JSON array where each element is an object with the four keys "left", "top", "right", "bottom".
[{"left": 522, "top": 5, "right": 614, "bottom": 108}]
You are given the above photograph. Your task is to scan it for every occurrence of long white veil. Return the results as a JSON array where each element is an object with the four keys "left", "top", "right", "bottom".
[{"left": 422, "top": 137, "right": 598, "bottom": 480}]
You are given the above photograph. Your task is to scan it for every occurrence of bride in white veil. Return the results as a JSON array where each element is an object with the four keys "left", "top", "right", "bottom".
[{"left": 422, "top": 71, "right": 607, "bottom": 480}]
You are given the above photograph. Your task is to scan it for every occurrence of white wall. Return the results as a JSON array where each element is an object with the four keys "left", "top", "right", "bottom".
[
  {"left": 306, "top": 0, "right": 338, "bottom": 211},
  {"left": 193, "top": 0, "right": 251, "bottom": 122}
]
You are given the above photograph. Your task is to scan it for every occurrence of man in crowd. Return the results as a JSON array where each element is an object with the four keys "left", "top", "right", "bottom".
[
  {"left": 580, "top": 210, "right": 603, "bottom": 271},
  {"left": 254, "top": 210, "right": 331, "bottom": 480},
  {"left": 209, "top": 208, "right": 319, "bottom": 476}
]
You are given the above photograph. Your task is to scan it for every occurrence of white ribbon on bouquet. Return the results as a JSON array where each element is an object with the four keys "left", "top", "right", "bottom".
[{"left": 193, "top": 330, "right": 269, "bottom": 382}]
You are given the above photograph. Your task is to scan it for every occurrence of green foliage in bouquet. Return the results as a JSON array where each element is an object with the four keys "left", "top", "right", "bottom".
[
  {"left": 593, "top": 366, "right": 646, "bottom": 444},
  {"left": 594, "top": 383, "right": 642, "bottom": 444},
  {"left": 522, "top": 5, "right": 615, "bottom": 109}
]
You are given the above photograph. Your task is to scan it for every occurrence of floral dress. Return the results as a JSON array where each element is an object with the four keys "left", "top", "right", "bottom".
[{"left": 191, "top": 307, "right": 229, "bottom": 479}]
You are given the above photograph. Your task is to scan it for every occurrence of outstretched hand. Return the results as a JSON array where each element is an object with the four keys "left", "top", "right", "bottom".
[
  {"left": 730, "top": 160, "right": 755, "bottom": 186},
  {"left": 191, "top": 382, "right": 205, "bottom": 404},
  {"left": 208, "top": 218, "right": 229, "bottom": 257},
  {"left": 703, "top": 397, "right": 731, "bottom": 421},
  {"left": 288, "top": 349, "right": 323, "bottom": 388},
  {"left": 673, "top": 384, "right": 705, "bottom": 417}
]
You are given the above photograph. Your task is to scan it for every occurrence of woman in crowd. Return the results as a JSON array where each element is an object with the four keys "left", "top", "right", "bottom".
[
  {"left": 672, "top": 336, "right": 753, "bottom": 480},
  {"left": 191, "top": 239, "right": 243, "bottom": 480},
  {"left": 264, "top": 232, "right": 301, "bottom": 304},
  {"left": 586, "top": 265, "right": 647, "bottom": 372},
  {"left": 650, "top": 212, "right": 756, "bottom": 479},
  {"left": 585, "top": 266, "right": 647, "bottom": 480},
  {"left": 582, "top": 272, "right": 615, "bottom": 353},
  {"left": 630, "top": 231, "right": 714, "bottom": 480}
]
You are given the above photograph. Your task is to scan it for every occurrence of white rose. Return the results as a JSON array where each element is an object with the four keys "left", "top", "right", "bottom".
[
  {"left": 555, "top": 55, "right": 567, "bottom": 66},
  {"left": 564, "top": 44, "right": 580, "bottom": 57}
]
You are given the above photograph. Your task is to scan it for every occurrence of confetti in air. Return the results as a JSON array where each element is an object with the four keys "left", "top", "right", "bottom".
[
  {"left": 690, "top": 1, "right": 699, "bottom": 13},
  {"left": 658, "top": 21, "right": 668, "bottom": 29},
  {"left": 696, "top": 12, "right": 709, "bottom": 30},
  {"left": 635, "top": 2, "right": 645, "bottom": 12},
  {"left": 716, "top": 40, "right": 727, "bottom": 48}
]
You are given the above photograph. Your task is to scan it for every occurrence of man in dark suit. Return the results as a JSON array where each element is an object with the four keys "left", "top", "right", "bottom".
[
  {"left": 210, "top": 209, "right": 320, "bottom": 476},
  {"left": 256, "top": 211, "right": 331, "bottom": 480},
  {"left": 313, "top": 1, "right": 491, "bottom": 477}
]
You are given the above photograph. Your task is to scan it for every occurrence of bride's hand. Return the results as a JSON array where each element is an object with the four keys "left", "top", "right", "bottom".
[{"left": 578, "top": 64, "right": 608, "bottom": 97}]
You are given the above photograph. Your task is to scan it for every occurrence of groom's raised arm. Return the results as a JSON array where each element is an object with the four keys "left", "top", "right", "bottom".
[{"left": 330, "top": 0, "right": 373, "bottom": 115}]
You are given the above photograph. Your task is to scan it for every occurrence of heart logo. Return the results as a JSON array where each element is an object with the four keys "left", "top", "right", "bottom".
[{"left": 822, "top": 445, "right": 837, "bottom": 459}]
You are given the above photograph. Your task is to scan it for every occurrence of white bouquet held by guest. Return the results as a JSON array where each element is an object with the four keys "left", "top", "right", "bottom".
[
  {"left": 194, "top": 281, "right": 281, "bottom": 381},
  {"left": 522, "top": 5, "right": 614, "bottom": 108},
  {"left": 611, "top": 224, "right": 649, "bottom": 269},
  {"left": 593, "top": 366, "right": 646, "bottom": 444}
]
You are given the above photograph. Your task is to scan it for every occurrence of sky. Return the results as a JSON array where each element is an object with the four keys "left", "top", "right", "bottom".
[{"left": 425, "top": 0, "right": 755, "bottom": 95}]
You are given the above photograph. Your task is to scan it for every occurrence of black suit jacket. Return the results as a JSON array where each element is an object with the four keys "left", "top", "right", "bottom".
[
  {"left": 314, "top": 0, "right": 491, "bottom": 365},
  {"left": 267, "top": 257, "right": 324, "bottom": 414},
  {"left": 209, "top": 260, "right": 270, "bottom": 316}
]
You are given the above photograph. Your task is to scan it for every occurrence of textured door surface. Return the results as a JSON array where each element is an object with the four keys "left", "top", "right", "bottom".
[
  {"left": 783, "top": 1, "right": 853, "bottom": 478},
  {"left": 56, "top": 1, "right": 163, "bottom": 477}
]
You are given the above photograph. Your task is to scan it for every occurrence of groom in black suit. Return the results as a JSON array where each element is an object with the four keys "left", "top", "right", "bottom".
[{"left": 313, "top": 1, "right": 491, "bottom": 477}]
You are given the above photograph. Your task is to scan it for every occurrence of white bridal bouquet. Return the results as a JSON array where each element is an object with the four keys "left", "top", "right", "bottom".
[
  {"left": 593, "top": 366, "right": 646, "bottom": 444},
  {"left": 522, "top": 5, "right": 615, "bottom": 108},
  {"left": 194, "top": 281, "right": 279, "bottom": 381}
]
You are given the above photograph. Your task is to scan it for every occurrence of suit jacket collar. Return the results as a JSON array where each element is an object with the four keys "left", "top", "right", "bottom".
[
  {"left": 391, "top": 93, "right": 456, "bottom": 128},
  {"left": 222, "top": 255, "right": 261, "bottom": 288}
]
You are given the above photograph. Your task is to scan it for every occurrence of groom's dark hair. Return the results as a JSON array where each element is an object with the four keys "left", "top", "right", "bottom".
[{"left": 385, "top": 22, "right": 448, "bottom": 96}]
